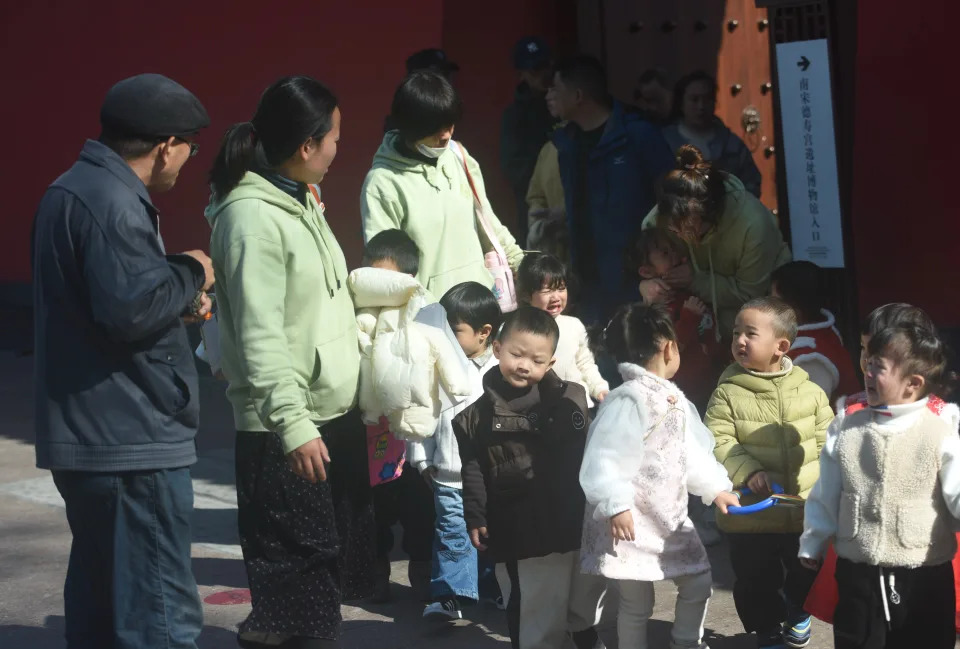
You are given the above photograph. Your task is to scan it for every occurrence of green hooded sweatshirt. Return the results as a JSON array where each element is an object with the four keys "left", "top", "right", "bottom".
[
  {"left": 361, "top": 133, "right": 524, "bottom": 298},
  {"left": 642, "top": 174, "right": 792, "bottom": 338},
  {"left": 206, "top": 172, "right": 359, "bottom": 454}
]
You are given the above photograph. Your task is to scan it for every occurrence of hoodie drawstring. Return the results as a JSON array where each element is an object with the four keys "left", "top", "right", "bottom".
[{"left": 685, "top": 240, "right": 722, "bottom": 343}]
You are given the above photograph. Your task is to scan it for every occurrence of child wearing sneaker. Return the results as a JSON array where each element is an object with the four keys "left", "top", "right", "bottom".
[
  {"left": 705, "top": 297, "right": 833, "bottom": 648},
  {"left": 579, "top": 303, "right": 739, "bottom": 649},
  {"left": 800, "top": 321, "right": 960, "bottom": 648},
  {"left": 516, "top": 253, "right": 609, "bottom": 406},
  {"left": 406, "top": 281, "right": 504, "bottom": 620},
  {"left": 455, "top": 307, "right": 606, "bottom": 649},
  {"left": 769, "top": 261, "right": 860, "bottom": 403}
]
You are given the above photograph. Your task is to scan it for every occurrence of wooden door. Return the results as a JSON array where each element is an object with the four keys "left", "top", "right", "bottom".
[{"left": 578, "top": 0, "right": 779, "bottom": 213}]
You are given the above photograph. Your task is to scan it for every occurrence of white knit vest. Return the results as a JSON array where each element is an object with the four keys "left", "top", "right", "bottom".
[{"left": 834, "top": 408, "right": 957, "bottom": 568}]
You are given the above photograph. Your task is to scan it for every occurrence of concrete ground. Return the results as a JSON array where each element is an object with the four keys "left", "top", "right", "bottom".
[{"left": 0, "top": 351, "right": 838, "bottom": 649}]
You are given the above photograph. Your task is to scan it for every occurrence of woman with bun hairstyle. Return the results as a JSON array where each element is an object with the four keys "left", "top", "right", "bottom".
[
  {"left": 206, "top": 76, "right": 373, "bottom": 649},
  {"left": 640, "top": 145, "right": 791, "bottom": 339}
]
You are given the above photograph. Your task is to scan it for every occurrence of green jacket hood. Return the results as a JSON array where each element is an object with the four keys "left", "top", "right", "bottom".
[
  {"left": 204, "top": 171, "right": 305, "bottom": 228},
  {"left": 372, "top": 131, "right": 437, "bottom": 174},
  {"left": 718, "top": 357, "right": 809, "bottom": 393}
]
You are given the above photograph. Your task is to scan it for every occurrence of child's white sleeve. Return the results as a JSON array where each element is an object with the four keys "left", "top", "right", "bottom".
[
  {"left": 573, "top": 319, "right": 610, "bottom": 398},
  {"left": 799, "top": 418, "right": 843, "bottom": 560},
  {"left": 685, "top": 402, "right": 733, "bottom": 504},
  {"left": 579, "top": 392, "right": 646, "bottom": 520},
  {"left": 938, "top": 434, "right": 960, "bottom": 520},
  {"left": 406, "top": 436, "right": 436, "bottom": 473}
]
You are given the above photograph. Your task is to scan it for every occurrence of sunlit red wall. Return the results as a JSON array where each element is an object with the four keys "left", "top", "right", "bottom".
[
  {"left": 0, "top": 0, "right": 444, "bottom": 284},
  {"left": 850, "top": 1, "right": 959, "bottom": 326}
]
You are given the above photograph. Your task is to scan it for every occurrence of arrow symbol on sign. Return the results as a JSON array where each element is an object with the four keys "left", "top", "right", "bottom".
[{"left": 797, "top": 56, "right": 811, "bottom": 71}]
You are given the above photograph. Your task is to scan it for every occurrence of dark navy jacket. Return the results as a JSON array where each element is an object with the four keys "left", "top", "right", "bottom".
[
  {"left": 553, "top": 103, "right": 674, "bottom": 319},
  {"left": 32, "top": 140, "right": 205, "bottom": 471}
]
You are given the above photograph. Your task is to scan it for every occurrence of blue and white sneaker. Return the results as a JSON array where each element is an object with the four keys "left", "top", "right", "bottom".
[{"left": 783, "top": 616, "right": 812, "bottom": 648}]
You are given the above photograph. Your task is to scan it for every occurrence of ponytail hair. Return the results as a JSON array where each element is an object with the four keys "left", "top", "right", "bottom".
[
  {"left": 656, "top": 144, "right": 727, "bottom": 231},
  {"left": 210, "top": 76, "right": 338, "bottom": 199},
  {"left": 597, "top": 302, "right": 677, "bottom": 368},
  {"left": 867, "top": 322, "right": 957, "bottom": 398}
]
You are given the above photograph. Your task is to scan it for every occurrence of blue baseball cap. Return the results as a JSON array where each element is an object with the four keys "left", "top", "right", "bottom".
[{"left": 512, "top": 37, "right": 552, "bottom": 70}]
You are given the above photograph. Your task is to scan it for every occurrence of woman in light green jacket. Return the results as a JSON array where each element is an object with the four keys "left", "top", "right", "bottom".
[
  {"left": 361, "top": 71, "right": 524, "bottom": 298},
  {"left": 641, "top": 144, "right": 791, "bottom": 338},
  {"left": 206, "top": 76, "right": 371, "bottom": 649}
]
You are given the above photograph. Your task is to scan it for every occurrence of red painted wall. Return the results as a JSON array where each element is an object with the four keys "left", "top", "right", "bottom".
[
  {"left": 1, "top": 0, "right": 443, "bottom": 283},
  {"left": 850, "top": 1, "right": 959, "bottom": 326}
]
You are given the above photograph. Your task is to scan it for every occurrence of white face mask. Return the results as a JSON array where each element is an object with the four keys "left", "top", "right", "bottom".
[{"left": 416, "top": 142, "right": 449, "bottom": 159}]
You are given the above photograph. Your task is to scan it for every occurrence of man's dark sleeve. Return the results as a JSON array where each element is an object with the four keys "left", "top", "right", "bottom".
[
  {"left": 499, "top": 105, "right": 533, "bottom": 194},
  {"left": 80, "top": 199, "right": 205, "bottom": 343},
  {"left": 455, "top": 412, "right": 487, "bottom": 531}
]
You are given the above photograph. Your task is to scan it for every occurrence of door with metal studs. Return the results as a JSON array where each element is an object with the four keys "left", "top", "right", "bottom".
[{"left": 578, "top": 0, "right": 779, "bottom": 215}]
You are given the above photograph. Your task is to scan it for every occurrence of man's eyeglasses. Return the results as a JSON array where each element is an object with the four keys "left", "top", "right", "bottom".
[{"left": 175, "top": 137, "right": 200, "bottom": 157}]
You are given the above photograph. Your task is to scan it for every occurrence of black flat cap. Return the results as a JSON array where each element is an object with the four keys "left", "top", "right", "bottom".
[{"left": 100, "top": 73, "right": 210, "bottom": 139}]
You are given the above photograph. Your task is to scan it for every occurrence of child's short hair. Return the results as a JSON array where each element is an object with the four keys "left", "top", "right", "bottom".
[
  {"left": 602, "top": 302, "right": 677, "bottom": 367},
  {"left": 440, "top": 281, "right": 503, "bottom": 334},
  {"left": 499, "top": 306, "right": 560, "bottom": 353},
  {"left": 623, "top": 228, "right": 678, "bottom": 279},
  {"left": 770, "top": 261, "right": 823, "bottom": 322},
  {"left": 362, "top": 229, "right": 420, "bottom": 276},
  {"left": 867, "top": 321, "right": 954, "bottom": 397},
  {"left": 740, "top": 297, "right": 799, "bottom": 344},
  {"left": 861, "top": 302, "right": 936, "bottom": 338},
  {"left": 517, "top": 252, "right": 567, "bottom": 300}
]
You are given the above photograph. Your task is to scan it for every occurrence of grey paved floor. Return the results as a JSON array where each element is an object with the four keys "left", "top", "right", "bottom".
[{"left": 0, "top": 352, "right": 838, "bottom": 648}]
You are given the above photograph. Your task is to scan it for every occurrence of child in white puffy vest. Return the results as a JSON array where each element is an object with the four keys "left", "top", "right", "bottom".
[{"left": 800, "top": 318, "right": 960, "bottom": 648}]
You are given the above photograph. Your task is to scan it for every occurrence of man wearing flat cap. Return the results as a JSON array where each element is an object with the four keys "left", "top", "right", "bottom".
[{"left": 31, "top": 73, "right": 213, "bottom": 649}]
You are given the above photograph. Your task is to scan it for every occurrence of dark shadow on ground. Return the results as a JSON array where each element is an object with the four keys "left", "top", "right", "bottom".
[
  {"left": 0, "top": 616, "right": 240, "bottom": 649},
  {"left": 192, "top": 508, "right": 240, "bottom": 547},
  {"left": 192, "top": 556, "right": 248, "bottom": 589}
]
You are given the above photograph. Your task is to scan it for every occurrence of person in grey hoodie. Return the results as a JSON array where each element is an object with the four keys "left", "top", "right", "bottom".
[{"left": 662, "top": 70, "right": 762, "bottom": 198}]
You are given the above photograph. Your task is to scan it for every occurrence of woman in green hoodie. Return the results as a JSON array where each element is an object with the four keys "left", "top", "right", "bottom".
[
  {"left": 361, "top": 71, "right": 524, "bottom": 299},
  {"left": 641, "top": 145, "right": 791, "bottom": 340},
  {"left": 206, "top": 76, "right": 370, "bottom": 649}
]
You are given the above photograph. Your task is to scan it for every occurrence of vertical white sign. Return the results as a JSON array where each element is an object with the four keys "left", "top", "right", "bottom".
[{"left": 775, "top": 39, "right": 845, "bottom": 268}]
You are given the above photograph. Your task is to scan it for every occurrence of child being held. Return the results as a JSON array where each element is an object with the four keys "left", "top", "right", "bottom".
[
  {"left": 454, "top": 307, "right": 606, "bottom": 649},
  {"left": 625, "top": 229, "right": 722, "bottom": 412},
  {"left": 579, "top": 303, "right": 739, "bottom": 649},
  {"left": 517, "top": 252, "right": 609, "bottom": 406},
  {"left": 350, "top": 230, "right": 469, "bottom": 602},
  {"left": 705, "top": 297, "right": 833, "bottom": 649},
  {"left": 770, "top": 260, "right": 860, "bottom": 403},
  {"left": 799, "top": 318, "right": 960, "bottom": 648},
  {"left": 406, "top": 281, "right": 504, "bottom": 619}
]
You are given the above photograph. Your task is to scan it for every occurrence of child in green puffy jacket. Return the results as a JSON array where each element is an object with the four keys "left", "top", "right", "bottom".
[{"left": 704, "top": 296, "right": 833, "bottom": 649}]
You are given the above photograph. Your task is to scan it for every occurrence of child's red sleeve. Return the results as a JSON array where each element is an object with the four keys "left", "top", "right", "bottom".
[{"left": 674, "top": 309, "right": 701, "bottom": 351}]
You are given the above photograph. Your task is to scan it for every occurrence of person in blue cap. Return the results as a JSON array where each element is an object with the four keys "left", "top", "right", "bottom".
[
  {"left": 500, "top": 36, "right": 559, "bottom": 245},
  {"left": 31, "top": 73, "right": 213, "bottom": 649}
]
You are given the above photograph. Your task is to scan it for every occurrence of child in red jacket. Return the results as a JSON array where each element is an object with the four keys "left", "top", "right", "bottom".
[
  {"left": 769, "top": 261, "right": 860, "bottom": 404},
  {"left": 626, "top": 229, "right": 724, "bottom": 412}
]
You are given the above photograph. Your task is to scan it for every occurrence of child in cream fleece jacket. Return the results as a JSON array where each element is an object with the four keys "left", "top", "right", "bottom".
[{"left": 517, "top": 252, "right": 609, "bottom": 406}]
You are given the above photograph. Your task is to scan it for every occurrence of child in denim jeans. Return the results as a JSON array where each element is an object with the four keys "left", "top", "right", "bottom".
[{"left": 407, "top": 281, "right": 504, "bottom": 618}]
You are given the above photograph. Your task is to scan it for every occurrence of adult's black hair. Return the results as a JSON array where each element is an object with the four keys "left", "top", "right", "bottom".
[
  {"left": 499, "top": 306, "right": 560, "bottom": 353},
  {"left": 601, "top": 302, "right": 677, "bottom": 367},
  {"left": 362, "top": 229, "right": 421, "bottom": 276},
  {"left": 390, "top": 70, "right": 463, "bottom": 143},
  {"left": 770, "top": 261, "right": 824, "bottom": 323},
  {"left": 440, "top": 282, "right": 503, "bottom": 335},
  {"left": 554, "top": 55, "right": 611, "bottom": 107},
  {"left": 655, "top": 144, "right": 728, "bottom": 230},
  {"left": 517, "top": 252, "right": 568, "bottom": 301},
  {"left": 634, "top": 67, "right": 670, "bottom": 100},
  {"left": 209, "top": 76, "right": 338, "bottom": 199},
  {"left": 670, "top": 70, "right": 718, "bottom": 122},
  {"left": 98, "top": 128, "right": 166, "bottom": 160},
  {"left": 861, "top": 303, "right": 937, "bottom": 338}
]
